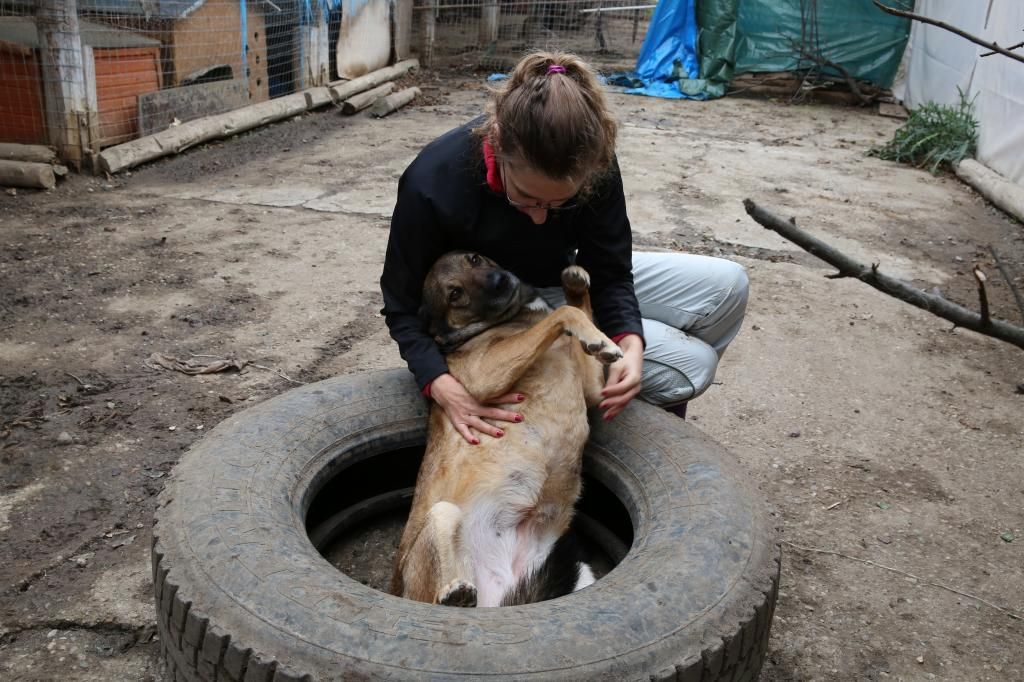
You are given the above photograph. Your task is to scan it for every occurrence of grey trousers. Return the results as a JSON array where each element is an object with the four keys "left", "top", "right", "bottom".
[{"left": 538, "top": 252, "right": 749, "bottom": 407}]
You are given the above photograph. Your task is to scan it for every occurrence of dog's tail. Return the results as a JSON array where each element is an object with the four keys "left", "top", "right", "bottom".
[{"left": 500, "top": 532, "right": 591, "bottom": 606}]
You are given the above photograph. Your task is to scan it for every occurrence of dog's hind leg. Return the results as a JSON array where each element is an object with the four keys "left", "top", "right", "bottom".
[
  {"left": 399, "top": 501, "right": 478, "bottom": 606},
  {"left": 561, "top": 265, "right": 593, "bottom": 319}
]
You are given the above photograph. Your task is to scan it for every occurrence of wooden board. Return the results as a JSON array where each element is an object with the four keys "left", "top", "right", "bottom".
[
  {"left": 0, "top": 45, "right": 46, "bottom": 145},
  {"left": 336, "top": 0, "right": 390, "bottom": 79},
  {"left": 93, "top": 46, "right": 161, "bottom": 147},
  {"left": 138, "top": 80, "right": 248, "bottom": 137}
]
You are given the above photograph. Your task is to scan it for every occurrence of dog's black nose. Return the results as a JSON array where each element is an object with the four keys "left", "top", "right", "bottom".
[{"left": 486, "top": 270, "right": 511, "bottom": 293}]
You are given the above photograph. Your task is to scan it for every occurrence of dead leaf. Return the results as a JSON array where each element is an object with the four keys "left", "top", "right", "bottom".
[{"left": 146, "top": 352, "right": 247, "bottom": 375}]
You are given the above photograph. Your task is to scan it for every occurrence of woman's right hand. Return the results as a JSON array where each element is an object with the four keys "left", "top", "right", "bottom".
[{"left": 429, "top": 373, "right": 524, "bottom": 445}]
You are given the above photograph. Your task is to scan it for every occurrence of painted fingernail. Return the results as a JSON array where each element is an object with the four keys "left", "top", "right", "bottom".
[
  {"left": 470, "top": 438, "right": 480, "bottom": 445},
  {"left": 514, "top": 414, "right": 523, "bottom": 422},
  {"left": 516, "top": 394, "right": 525, "bottom": 401},
  {"left": 496, "top": 430, "right": 504, "bottom": 438}
]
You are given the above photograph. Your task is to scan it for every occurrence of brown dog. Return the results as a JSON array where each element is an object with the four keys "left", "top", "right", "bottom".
[{"left": 390, "top": 251, "right": 623, "bottom": 608}]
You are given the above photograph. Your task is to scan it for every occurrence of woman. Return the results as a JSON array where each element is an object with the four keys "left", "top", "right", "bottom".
[{"left": 381, "top": 51, "right": 748, "bottom": 445}]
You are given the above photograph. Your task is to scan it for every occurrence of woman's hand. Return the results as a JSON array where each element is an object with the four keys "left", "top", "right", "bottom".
[
  {"left": 599, "top": 334, "right": 644, "bottom": 420},
  {"left": 429, "top": 373, "right": 525, "bottom": 445}
]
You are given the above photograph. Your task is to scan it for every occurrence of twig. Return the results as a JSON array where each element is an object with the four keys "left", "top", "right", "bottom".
[
  {"left": 873, "top": 2, "right": 1024, "bottom": 65},
  {"left": 249, "top": 363, "right": 305, "bottom": 386},
  {"left": 974, "top": 266, "right": 990, "bottom": 326},
  {"left": 782, "top": 541, "right": 1023, "bottom": 621},
  {"left": 63, "top": 371, "right": 87, "bottom": 386},
  {"left": 186, "top": 352, "right": 305, "bottom": 385},
  {"left": 743, "top": 199, "right": 1024, "bottom": 350},
  {"left": 981, "top": 40, "right": 1024, "bottom": 58},
  {"left": 989, "top": 245, "right": 1024, "bottom": 324},
  {"left": 825, "top": 499, "right": 844, "bottom": 510}
]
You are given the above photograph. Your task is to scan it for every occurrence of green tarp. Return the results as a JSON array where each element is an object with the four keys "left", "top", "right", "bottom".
[{"left": 696, "top": 0, "right": 912, "bottom": 98}]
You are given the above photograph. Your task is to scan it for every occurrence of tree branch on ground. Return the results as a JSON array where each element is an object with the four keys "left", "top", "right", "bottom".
[
  {"left": 873, "top": 1, "right": 1024, "bottom": 65},
  {"left": 974, "top": 266, "right": 990, "bottom": 326},
  {"left": 989, "top": 245, "right": 1024, "bottom": 324},
  {"left": 743, "top": 199, "right": 1024, "bottom": 351}
]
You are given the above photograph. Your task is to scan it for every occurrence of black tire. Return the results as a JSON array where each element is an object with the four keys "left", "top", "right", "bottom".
[{"left": 153, "top": 368, "right": 779, "bottom": 681}]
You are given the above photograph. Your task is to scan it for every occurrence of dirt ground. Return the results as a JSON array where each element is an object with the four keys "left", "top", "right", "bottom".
[{"left": 1, "top": 73, "right": 1022, "bottom": 681}]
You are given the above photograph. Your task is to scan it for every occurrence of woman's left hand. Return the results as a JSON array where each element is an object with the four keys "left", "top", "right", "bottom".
[{"left": 599, "top": 334, "right": 643, "bottom": 420}]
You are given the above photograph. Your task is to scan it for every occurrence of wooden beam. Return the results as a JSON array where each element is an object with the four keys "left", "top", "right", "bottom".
[
  {"left": 0, "top": 160, "right": 57, "bottom": 190},
  {"left": 327, "top": 59, "right": 418, "bottom": 102},
  {"left": 341, "top": 82, "right": 395, "bottom": 114},
  {"left": 0, "top": 144, "right": 58, "bottom": 164},
  {"left": 370, "top": 87, "right": 420, "bottom": 117},
  {"left": 479, "top": 0, "right": 499, "bottom": 46},
  {"left": 36, "top": 0, "right": 95, "bottom": 168}
]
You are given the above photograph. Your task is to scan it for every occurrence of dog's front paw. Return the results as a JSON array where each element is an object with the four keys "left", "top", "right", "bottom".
[
  {"left": 579, "top": 337, "right": 623, "bottom": 365},
  {"left": 439, "top": 579, "right": 478, "bottom": 607},
  {"left": 561, "top": 266, "right": 590, "bottom": 297}
]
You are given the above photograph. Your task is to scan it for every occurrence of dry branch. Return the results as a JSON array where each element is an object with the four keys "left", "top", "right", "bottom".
[
  {"left": 873, "top": 1, "right": 1024, "bottom": 65},
  {"left": 973, "top": 266, "right": 990, "bottom": 326},
  {"left": 989, "top": 246, "right": 1024, "bottom": 324},
  {"left": 743, "top": 199, "right": 1024, "bottom": 350}
]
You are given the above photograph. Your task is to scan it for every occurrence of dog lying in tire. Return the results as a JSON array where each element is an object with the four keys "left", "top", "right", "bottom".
[{"left": 390, "top": 251, "right": 623, "bottom": 607}]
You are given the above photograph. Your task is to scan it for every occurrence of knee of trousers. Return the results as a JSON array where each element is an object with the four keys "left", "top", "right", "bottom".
[{"left": 639, "top": 344, "right": 719, "bottom": 406}]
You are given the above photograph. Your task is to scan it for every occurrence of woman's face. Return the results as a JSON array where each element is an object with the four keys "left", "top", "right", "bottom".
[{"left": 501, "top": 160, "right": 582, "bottom": 225}]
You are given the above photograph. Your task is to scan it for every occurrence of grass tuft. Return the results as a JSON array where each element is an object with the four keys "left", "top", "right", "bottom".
[{"left": 870, "top": 89, "right": 978, "bottom": 174}]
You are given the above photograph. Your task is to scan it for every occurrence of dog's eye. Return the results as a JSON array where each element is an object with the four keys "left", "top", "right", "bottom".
[
  {"left": 468, "top": 254, "right": 481, "bottom": 266},
  {"left": 448, "top": 287, "right": 463, "bottom": 302}
]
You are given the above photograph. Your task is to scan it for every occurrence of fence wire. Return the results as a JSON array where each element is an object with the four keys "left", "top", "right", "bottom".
[
  {"left": 0, "top": 0, "right": 651, "bottom": 166},
  {"left": 415, "top": 0, "right": 653, "bottom": 72}
]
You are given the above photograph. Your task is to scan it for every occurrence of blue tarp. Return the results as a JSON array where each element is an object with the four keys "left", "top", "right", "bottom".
[
  {"left": 622, "top": 0, "right": 911, "bottom": 100},
  {"left": 623, "top": 0, "right": 704, "bottom": 99}
]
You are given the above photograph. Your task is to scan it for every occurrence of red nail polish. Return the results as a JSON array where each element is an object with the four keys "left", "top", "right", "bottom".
[
  {"left": 471, "top": 438, "right": 480, "bottom": 445},
  {"left": 514, "top": 414, "right": 523, "bottom": 422},
  {"left": 496, "top": 430, "right": 504, "bottom": 438},
  {"left": 516, "top": 394, "right": 525, "bottom": 402}
]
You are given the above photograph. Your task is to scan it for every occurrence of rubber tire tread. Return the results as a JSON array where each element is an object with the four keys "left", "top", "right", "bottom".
[{"left": 153, "top": 368, "right": 779, "bottom": 681}]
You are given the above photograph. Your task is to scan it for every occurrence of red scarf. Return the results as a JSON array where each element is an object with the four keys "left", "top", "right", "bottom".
[{"left": 482, "top": 140, "right": 504, "bottom": 193}]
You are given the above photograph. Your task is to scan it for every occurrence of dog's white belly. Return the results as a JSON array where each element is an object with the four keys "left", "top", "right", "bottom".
[{"left": 462, "top": 498, "right": 562, "bottom": 608}]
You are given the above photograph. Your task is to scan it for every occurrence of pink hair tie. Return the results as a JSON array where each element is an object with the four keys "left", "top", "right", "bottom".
[{"left": 546, "top": 64, "right": 567, "bottom": 75}]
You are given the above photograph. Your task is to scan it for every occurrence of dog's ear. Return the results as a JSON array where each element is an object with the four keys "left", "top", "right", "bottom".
[{"left": 418, "top": 298, "right": 452, "bottom": 340}]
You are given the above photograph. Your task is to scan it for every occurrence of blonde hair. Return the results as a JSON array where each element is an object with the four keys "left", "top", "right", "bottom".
[{"left": 482, "top": 50, "right": 618, "bottom": 186}]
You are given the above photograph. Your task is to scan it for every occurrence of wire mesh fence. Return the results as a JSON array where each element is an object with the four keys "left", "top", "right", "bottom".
[
  {"left": 415, "top": 0, "right": 653, "bottom": 72},
  {"left": 0, "top": 0, "right": 651, "bottom": 168}
]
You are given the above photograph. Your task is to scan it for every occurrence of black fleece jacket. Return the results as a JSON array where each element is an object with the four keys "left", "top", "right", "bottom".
[{"left": 380, "top": 120, "right": 643, "bottom": 391}]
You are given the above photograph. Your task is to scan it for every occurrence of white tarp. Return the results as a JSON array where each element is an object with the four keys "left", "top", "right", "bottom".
[{"left": 896, "top": 0, "right": 1024, "bottom": 185}]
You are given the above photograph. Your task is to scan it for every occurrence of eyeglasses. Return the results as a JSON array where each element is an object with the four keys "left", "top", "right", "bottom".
[{"left": 500, "top": 163, "right": 580, "bottom": 213}]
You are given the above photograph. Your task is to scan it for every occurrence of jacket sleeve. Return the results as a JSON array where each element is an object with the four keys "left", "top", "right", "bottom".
[
  {"left": 380, "top": 172, "right": 450, "bottom": 391},
  {"left": 574, "top": 160, "right": 645, "bottom": 343}
]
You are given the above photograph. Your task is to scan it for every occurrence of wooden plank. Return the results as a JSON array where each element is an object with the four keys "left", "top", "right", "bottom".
[
  {"left": 137, "top": 80, "right": 248, "bottom": 137},
  {"left": 0, "top": 46, "right": 46, "bottom": 144}
]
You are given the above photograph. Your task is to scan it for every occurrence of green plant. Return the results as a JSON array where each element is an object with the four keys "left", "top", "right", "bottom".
[{"left": 870, "top": 89, "right": 978, "bottom": 173}]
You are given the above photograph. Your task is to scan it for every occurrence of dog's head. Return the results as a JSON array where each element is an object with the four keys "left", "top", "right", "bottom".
[{"left": 421, "top": 251, "right": 530, "bottom": 351}]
